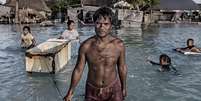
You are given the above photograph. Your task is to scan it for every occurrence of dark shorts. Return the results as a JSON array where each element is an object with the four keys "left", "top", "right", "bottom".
[{"left": 85, "top": 79, "right": 123, "bottom": 101}]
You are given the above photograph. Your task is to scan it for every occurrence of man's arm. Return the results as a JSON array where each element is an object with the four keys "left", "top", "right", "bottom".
[
  {"left": 64, "top": 43, "right": 87, "bottom": 101},
  {"left": 117, "top": 41, "right": 127, "bottom": 99}
]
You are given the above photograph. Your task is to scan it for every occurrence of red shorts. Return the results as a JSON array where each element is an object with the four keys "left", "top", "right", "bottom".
[{"left": 85, "top": 79, "right": 123, "bottom": 101}]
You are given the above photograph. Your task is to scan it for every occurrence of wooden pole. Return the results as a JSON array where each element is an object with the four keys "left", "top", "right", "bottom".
[
  {"left": 15, "top": 0, "right": 19, "bottom": 23},
  {"left": 81, "top": 0, "right": 84, "bottom": 7}
]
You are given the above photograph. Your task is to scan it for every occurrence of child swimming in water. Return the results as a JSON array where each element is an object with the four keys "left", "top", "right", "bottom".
[
  {"left": 147, "top": 54, "right": 177, "bottom": 72},
  {"left": 175, "top": 38, "right": 201, "bottom": 53}
]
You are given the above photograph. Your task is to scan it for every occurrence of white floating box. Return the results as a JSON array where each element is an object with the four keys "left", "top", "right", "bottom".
[{"left": 25, "top": 39, "right": 71, "bottom": 73}]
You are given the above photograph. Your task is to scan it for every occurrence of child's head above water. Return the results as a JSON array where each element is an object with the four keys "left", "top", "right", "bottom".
[
  {"left": 159, "top": 54, "right": 171, "bottom": 71},
  {"left": 23, "top": 26, "right": 31, "bottom": 34},
  {"left": 159, "top": 54, "right": 171, "bottom": 66},
  {"left": 187, "top": 38, "right": 194, "bottom": 47}
]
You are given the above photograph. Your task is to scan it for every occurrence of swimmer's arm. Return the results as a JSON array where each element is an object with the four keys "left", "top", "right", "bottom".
[
  {"left": 191, "top": 47, "right": 201, "bottom": 52},
  {"left": 175, "top": 48, "right": 185, "bottom": 51},
  {"left": 147, "top": 60, "right": 160, "bottom": 65},
  {"left": 117, "top": 42, "right": 127, "bottom": 98},
  {"left": 65, "top": 44, "right": 86, "bottom": 99}
]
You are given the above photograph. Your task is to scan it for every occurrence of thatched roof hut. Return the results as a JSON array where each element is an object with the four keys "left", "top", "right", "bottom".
[{"left": 5, "top": 0, "right": 51, "bottom": 12}]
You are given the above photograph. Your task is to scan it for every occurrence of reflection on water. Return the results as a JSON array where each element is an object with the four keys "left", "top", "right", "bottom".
[
  {"left": 1, "top": 23, "right": 201, "bottom": 101},
  {"left": 117, "top": 27, "right": 143, "bottom": 47}
]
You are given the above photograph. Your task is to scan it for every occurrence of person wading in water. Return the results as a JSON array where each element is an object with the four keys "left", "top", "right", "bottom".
[{"left": 64, "top": 7, "right": 127, "bottom": 101}]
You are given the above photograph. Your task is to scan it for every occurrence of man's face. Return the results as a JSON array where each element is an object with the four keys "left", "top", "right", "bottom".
[
  {"left": 95, "top": 16, "right": 112, "bottom": 38},
  {"left": 187, "top": 40, "right": 194, "bottom": 47}
]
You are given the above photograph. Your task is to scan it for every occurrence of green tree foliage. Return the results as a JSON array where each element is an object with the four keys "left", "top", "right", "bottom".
[
  {"left": 51, "top": 0, "right": 80, "bottom": 12},
  {"left": 143, "top": 0, "right": 159, "bottom": 7}
]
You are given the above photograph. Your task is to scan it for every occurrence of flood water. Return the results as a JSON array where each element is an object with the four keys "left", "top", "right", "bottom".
[{"left": 1, "top": 23, "right": 201, "bottom": 101}]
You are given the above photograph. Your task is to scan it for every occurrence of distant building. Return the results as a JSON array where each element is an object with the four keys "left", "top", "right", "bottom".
[
  {"left": 158, "top": 0, "right": 199, "bottom": 10},
  {"left": 0, "top": 5, "right": 11, "bottom": 17},
  {"left": 150, "top": 0, "right": 200, "bottom": 22},
  {"left": 151, "top": 0, "right": 199, "bottom": 11},
  {"left": 0, "top": 5, "right": 11, "bottom": 23}
]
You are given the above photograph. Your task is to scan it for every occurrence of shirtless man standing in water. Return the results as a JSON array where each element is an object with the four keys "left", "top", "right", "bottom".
[{"left": 64, "top": 7, "right": 127, "bottom": 101}]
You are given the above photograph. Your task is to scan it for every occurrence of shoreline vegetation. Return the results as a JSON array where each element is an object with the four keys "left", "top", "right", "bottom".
[
  {"left": 1, "top": 0, "right": 201, "bottom": 26},
  {"left": 0, "top": 0, "right": 159, "bottom": 25}
]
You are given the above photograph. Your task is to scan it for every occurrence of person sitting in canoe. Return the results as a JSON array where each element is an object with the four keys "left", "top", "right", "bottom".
[
  {"left": 175, "top": 38, "right": 201, "bottom": 53},
  {"left": 147, "top": 54, "right": 177, "bottom": 72},
  {"left": 21, "top": 26, "right": 36, "bottom": 49}
]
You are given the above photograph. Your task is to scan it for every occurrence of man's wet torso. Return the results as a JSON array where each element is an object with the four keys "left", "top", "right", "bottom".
[{"left": 85, "top": 36, "right": 121, "bottom": 88}]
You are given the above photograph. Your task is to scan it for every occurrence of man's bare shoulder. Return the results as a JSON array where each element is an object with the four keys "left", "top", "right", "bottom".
[
  {"left": 79, "top": 36, "right": 96, "bottom": 51},
  {"left": 112, "top": 37, "right": 125, "bottom": 48}
]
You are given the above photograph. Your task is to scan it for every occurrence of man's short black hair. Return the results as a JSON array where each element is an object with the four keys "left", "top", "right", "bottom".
[
  {"left": 67, "top": 20, "right": 75, "bottom": 27},
  {"left": 93, "top": 7, "right": 114, "bottom": 25},
  {"left": 23, "top": 26, "right": 31, "bottom": 33}
]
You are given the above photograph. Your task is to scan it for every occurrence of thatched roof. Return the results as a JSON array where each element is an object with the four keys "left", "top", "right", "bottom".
[
  {"left": 81, "top": 0, "right": 117, "bottom": 6},
  {"left": 5, "top": 0, "right": 51, "bottom": 12},
  {"left": 159, "top": 0, "right": 199, "bottom": 10}
]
